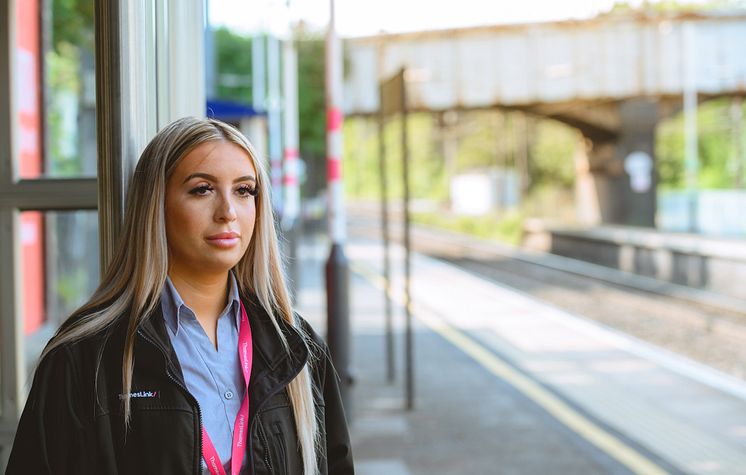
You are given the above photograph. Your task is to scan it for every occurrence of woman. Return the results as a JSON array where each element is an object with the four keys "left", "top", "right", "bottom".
[{"left": 7, "top": 117, "right": 354, "bottom": 475}]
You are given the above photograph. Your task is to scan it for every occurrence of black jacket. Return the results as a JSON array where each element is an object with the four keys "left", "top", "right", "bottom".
[{"left": 6, "top": 294, "right": 354, "bottom": 475}]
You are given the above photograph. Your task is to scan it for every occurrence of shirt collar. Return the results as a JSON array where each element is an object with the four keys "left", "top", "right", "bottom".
[{"left": 161, "top": 272, "right": 241, "bottom": 336}]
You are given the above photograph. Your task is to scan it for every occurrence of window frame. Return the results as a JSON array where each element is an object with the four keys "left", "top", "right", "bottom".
[{"left": 0, "top": 0, "right": 205, "bottom": 468}]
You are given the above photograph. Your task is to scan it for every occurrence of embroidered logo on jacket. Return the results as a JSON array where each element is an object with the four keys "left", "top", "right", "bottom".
[{"left": 118, "top": 390, "right": 160, "bottom": 400}]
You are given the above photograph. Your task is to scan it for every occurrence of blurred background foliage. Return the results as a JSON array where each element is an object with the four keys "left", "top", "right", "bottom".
[
  {"left": 210, "top": 22, "right": 746, "bottom": 243},
  {"left": 46, "top": 0, "right": 94, "bottom": 175},
  {"left": 210, "top": 26, "right": 329, "bottom": 199},
  {"left": 213, "top": 26, "right": 253, "bottom": 103},
  {"left": 47, "top": 0, "right": 742, "bottom": 243}
]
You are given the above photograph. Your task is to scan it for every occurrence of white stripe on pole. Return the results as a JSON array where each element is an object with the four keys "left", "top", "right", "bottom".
[
  {"left": 282, "top": 38, "right": 300, "bottom": 229},
  {"left": 252, "top": 34, "right": 266, "bottom": 113},
  {"left": 267, "top": 34, "right": 284, "bottom": 215},
  {"left": 326, "top": 0, "right": 346, "bottom": 244}
]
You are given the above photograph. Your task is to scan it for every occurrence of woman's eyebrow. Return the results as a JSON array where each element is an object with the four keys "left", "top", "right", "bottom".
[
  {"left": 182, "top": 173, "right": 256, "bottom": 184},
  {"left": 182, "top": 172, "right": 216, "bottom": 183}
]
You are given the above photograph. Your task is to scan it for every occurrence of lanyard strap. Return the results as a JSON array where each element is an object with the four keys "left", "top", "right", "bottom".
[{"left": 202, "top": 301, "right": 253, "bottom": 475}]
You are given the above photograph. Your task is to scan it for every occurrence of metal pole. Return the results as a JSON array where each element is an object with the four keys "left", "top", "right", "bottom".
[
  {"left": 441, "top": 111, "right": 458, "bottom": 206},
  {"left": 95, "top": 0, "right": 160, "bottom": 271},
  {"left": 515, "top": 112, "right": 530, "bottom": 199},
  {"left": 282, "top": 38, "right": 301, "bottom": 300},
  {"left": 731, "top": 96, "right": 744, "bottom": 189},
  {"left": 0, "top": 4, "right": 23, "bottom": 467},
  {"left": 162, "top": 0, "right": 205, "bottom": 122},
  {"left": 250, "top": 33, "right": 268, "bottom": 181},
  {"left": 267, "top": 34, "right": 284, "bottom": 217},
  {"left": 399, "top": 69, "right": 414, "bottom": 410},
  {"left": 252, "top": 34, "right": 266, "bottom": 113},
  {"left": 204, "top": 0, "right": 216, "bottom": 99},
  {"left": 282, "top": 39, "right": 300, "bottom": 228},
  {"left": 683, "top": 22, "right": 699, "bottom": 233},
  {"left": 325, "top": 0, "right": 352, "bottom": 413},
  {"left": 378, "top": 83, "right": 395, "bottom": 383}
]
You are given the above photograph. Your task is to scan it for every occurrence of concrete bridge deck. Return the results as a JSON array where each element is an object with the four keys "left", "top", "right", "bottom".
[{"left": 345, "top": 13, "right": 746, "bottom": 117}]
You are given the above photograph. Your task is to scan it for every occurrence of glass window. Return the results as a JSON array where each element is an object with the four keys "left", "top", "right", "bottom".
[
  {"left": 20, "top": 210, "right": 99, "bottom": 376},
  {"left": 16, "top": 0, "right": 96, "bottom": 180}
]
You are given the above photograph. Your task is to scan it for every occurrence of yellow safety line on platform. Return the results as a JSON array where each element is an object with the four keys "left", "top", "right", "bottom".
[{"left": 351, "top": 262, "right": 670, "bottom": 475}]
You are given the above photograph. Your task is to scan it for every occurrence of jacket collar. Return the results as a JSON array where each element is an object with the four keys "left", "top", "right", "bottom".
[
  {"left": 243, "top": 294, "right": 308, "bottom": 366},
  {"left": 136, "top": 292, "right": 309, "bottom": 410}
]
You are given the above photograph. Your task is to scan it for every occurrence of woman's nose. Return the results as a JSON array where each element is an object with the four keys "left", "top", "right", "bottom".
[{"left": 215, "top": 193, "right": 238, "bottom": 222}]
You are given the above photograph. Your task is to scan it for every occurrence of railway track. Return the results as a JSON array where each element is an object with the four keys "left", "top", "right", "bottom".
[{"left": 346, "top": 211, "right": 746, "bottom": 382}]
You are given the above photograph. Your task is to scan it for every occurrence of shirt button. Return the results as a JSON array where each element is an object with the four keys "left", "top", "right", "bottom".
[{"left": 224, "top": 390, "right": 234, "bottom": 400}]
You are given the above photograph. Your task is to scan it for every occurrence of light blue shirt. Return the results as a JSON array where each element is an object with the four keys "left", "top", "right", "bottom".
[{"left": 161, "top": 273, "right": 248, "bottom": 474}]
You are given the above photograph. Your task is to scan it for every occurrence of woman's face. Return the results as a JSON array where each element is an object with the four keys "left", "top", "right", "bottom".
[{"left": 164, "top": 140, "right": 258, "bottom": 279}]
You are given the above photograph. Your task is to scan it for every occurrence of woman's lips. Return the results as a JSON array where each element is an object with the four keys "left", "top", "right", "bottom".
[{"left": 206, "top": 232, "right": 240, "bottom": 248}]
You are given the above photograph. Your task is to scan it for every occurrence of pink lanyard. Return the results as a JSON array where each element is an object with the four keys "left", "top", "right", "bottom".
[{"left": 202, "top": 301, "right": 253, "bottom": 475}]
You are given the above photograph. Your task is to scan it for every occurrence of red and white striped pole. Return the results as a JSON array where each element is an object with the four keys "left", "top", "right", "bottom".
[
  {"left": 282, "top": 36, "right": 301, "bottom": 299},
  {"left": 325, "top": 0, "right": 352, "bottom": 412},
  {"left": 267, "top": 34, "right": 284, "bottom": 217},
  {"left": 326, "top": 2, "right": 345, "bottom": 244},
  {"left": 282, "top": 38, "right": 300, "bottom": 229}
]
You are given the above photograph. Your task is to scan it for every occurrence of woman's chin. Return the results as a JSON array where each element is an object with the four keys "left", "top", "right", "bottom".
[{"left": 199, "top": 255, "right": 244, "bottom": 275}]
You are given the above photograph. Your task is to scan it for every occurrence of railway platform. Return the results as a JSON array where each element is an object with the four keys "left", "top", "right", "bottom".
[{"left": 295, "top": 235, "right": 746, "bottom": 475}]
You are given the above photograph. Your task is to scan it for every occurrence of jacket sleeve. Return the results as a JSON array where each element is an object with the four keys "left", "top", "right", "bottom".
[
  {"left": 298, "top": 317, "right": 355, "bottom": 475},
  {"left": 6, "top": 346, "right": 84, "bottom": 474},
  {"left": 320, "top": 344, "right": 355, "bottom": 475}
]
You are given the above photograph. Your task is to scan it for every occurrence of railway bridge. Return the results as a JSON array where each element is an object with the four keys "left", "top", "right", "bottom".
[{"left": 343, "top": 13, "right": 746, "bottom": 227}]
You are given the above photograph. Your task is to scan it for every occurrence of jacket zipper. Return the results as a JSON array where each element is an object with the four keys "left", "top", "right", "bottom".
[
  {"left": 137, "top": 329, "right": 204, "bottom": 474},
  {"left": 257, "top": 420, "right": 274, "bottom": 474},
  {"left": 273, "top": 421, "right": 287, "bottom": 475},
  {"left": 138, "top": 327, "right": 308, "bottom": 474}
]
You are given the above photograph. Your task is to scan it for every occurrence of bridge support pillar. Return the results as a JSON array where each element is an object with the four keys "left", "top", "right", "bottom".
[{"left": 575, "top": 99, "right": 658, "bottom": 227}]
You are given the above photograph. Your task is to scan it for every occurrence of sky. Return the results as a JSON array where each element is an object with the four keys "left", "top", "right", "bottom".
[{"left": 208, "top": 0, "right": 716, "bottom": 37}]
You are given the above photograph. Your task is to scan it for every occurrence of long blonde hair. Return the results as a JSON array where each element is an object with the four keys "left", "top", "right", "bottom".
[{"left": 41, "top": 117, "right": 319, "bottom": 475}]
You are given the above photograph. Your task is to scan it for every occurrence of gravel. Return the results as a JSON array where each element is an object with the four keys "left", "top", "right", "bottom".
[{"left": 348, "top": 212, "right": 746, "bottom": 382}]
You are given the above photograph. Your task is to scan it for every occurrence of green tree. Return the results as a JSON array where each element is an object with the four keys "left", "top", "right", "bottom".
[
  {"left": 208, "top": 26, "right": 328, "bottom": 197},
  {"left": 46, "top": 0, "right": 95, "bottom": 175},
  {"left": 657, "top": 98, "right": 746, "bottom": 190},
  {"left": 51, "top": 0, "right": 94, "bottom": 55},
  {"left": 213, "top": 27, "right": 252, "bottom": 103},
  {"left": 296, "top": 34, "right": 327, "bottom": 197},
  {"left": 529, "top": 119, "right": 576, "bottom": 190}
]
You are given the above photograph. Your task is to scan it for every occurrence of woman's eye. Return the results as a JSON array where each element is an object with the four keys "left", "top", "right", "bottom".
[
  {"left": 189, "top": 185, "right": 213, "bottom": 196},
  {"left": 237, "top": 185, "right": 258, "bottom": 197}
]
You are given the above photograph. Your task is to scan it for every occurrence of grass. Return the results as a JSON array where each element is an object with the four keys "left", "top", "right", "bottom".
[{"left": 411, "top": 209, "right": 525, "bottom": 246}]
